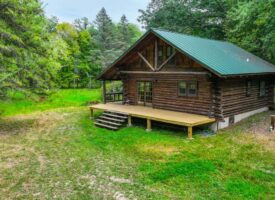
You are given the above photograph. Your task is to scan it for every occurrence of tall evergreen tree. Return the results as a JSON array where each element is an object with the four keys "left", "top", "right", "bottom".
[
  {"left": 118, "top": 15, "right": 131, "bottom": 48},
  {"left": 0, "top": 0, "right": 62, "bottom": 96},
  {"left": 94, "top": 8, "right": 114, "bottom": 51}
]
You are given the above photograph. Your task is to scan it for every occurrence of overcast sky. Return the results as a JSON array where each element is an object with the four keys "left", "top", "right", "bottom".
[{"left": 42, "top": 0, "right": 150, "bottom": 27}]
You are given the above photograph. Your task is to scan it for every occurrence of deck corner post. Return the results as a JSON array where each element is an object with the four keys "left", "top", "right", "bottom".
[
  {"left": 146, "top": 119, "right": 152, "bottom": 132},
  {"left": 90, "top": 108, "right": 94, "bottom": 119},
  {"left": 128, "top": 115, "right": 132, "bottom": 127},
  {"left": 188, "top": 126, "right": 193, "bottom": 139},
  {"left": 271, "top": 115, "right": 275, "bottom": 131}
]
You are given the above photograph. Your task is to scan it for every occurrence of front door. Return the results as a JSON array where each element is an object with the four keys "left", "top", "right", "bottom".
[{"left": 137, "top": 81, "right": 152, "bottom": 106}]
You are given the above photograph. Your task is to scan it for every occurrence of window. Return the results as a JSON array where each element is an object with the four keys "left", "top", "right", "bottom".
[
  {"left": 158, "top": 45, "right": 164, "bottom": 64},
  {"left": 166, "top": 46, "right": 176, "bottom": 65},
  {"left": 179, "top": 81, "right": 187, "bottom": 96},
  {"left": 246, "top": 80, "right": 252, "bottom": 97},
  {"left": 178, "top": 81, "right": 198, "bottom": 97},
  {"left": 188, "top": 81, "right": 198, "bottom": 96},
  {"left": 259, "top": 81, "right": 266, "bottom": 97}
]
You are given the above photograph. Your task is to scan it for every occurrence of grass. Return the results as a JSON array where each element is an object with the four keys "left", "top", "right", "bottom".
[
  {"left": 0, "top": 89, "right": 274, "bottom": 199},
  {"left": 0, "top": 89, "right": 101, "bottom": 116}
]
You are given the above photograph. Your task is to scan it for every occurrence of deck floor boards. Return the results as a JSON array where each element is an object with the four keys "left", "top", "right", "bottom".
[{"left": 90, "top": 103, "right": 215, "bottom": 127}]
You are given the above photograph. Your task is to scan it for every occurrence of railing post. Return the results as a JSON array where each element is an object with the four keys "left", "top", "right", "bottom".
[{"left": 102, "top": 80, "right": 106, "bottom": 104}]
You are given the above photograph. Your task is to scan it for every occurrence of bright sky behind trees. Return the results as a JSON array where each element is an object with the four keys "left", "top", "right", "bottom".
[{"left": 42, "top": 0, "right": 150, "bottom": 26}]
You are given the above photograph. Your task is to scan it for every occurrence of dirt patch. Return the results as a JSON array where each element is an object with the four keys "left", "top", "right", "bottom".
[
  {"left": 0, "top": 111, "right": 65, "bottom": 137},
  {"left": 246, "top": 112, "right": 275, "bottom": 152},
  {"left": 138, "top": 144, "right": 180, "bottom": 155},
  {"left": 110, "top": 177, "right": 133, "bottom": 184},
  {"left": 114, "top": 191, "right": 128, "bottom": 200},
  {"left": 242, "top": 112, "right": 275, "bottom": 154}
]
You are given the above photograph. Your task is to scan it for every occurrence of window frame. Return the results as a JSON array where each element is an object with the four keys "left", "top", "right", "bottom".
[
  {"left": 166, "top": 46, "right": 176, "bottom": 65},
  {"left": 259, "top": 80, "right": 267, "bottom": 97},
  {"left": 178, "top": 81, "right": 187, "bottom": 96},
  {"left": 246, "top": 80, "right": 252, "bottom": 97},
  {"left": 188, "top": 81, "right": 198, "bottom": 97},
  {"left": 178, "top": 80, "right": 198, "bottom": 97},
  {"left": 157, "top": 45, "right": 164, "bottom": 64}
]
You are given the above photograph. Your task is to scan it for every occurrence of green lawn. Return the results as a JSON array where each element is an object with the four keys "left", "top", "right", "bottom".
[
  {"left": 0, "top": 89, "right": 274, "bottom": 199},
  {"left": 0, "top": 89, "right": 101, "bottom": 116}
]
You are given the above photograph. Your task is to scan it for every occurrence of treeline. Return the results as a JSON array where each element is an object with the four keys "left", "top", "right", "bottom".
[
  {"left": 0, "top": 0, "right": 141, "bottom": 97},
  {"left": 138, "top": 0, "right": 275, "bottom": 64}
]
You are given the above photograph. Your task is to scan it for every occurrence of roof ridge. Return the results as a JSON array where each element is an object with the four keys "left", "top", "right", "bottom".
[{"left": 151, "top": 28, "right": 227, "bottom": 43}]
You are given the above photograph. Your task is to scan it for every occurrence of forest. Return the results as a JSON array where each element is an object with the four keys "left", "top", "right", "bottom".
[{"left": 1, "top": 0, "right": 275, "bottom": 97}]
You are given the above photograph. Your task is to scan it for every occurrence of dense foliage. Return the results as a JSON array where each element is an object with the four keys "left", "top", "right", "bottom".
[
  {"left": 0, "top": 0, "right": 61, "bottom": 96},
  {"left": 138, "top": 0, "right": 275, "bottom": 64},
  {"left": 0, "top": 0, "right": 142, "bottom": 97}
]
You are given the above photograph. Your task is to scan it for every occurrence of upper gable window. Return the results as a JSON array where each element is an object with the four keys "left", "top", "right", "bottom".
[
  {"left": 158, "top": 45, "right": 164, "bottom": 64},
  {"left": 166, "top": 46, "right": 176, "bottom": 65}
]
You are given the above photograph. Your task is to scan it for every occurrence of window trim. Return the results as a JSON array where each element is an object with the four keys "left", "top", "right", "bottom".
[
  {"left": 246, "top": 80, "right": 252, "bottom": 97},
  {"left": 178, "top": 80, "right": 198, "bottom": 97},
  {"left": 188, "top": 81, "right": 198, "bottom": 97},
  {"left": 259, "top": 80, "right": 267, "bottom": 97},
  {"left": 178, "top": 81, "right": 187, "bottom": 97}
]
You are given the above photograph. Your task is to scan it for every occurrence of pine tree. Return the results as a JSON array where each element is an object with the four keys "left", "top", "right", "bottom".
[
  {"left": 118, "top": 15, "right": 131, "bottom": 48},
  {"left": 94, "top": 8, "right": 114, "bottom": 51},
  {"left": 0, "top": 0, "right": 62, "bottom": 96}
]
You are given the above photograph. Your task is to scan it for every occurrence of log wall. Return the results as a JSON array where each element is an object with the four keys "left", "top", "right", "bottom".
[
  {"left": 122, "top": 73, "right": 213, "bottom": 116},
  {"left": 218, "top": 78, "right": 274, "bottom": 118}
]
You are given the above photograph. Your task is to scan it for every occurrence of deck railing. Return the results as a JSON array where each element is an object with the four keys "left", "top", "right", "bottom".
[{"left": 105, "top": 92, "right": 123, "bottom": 103}]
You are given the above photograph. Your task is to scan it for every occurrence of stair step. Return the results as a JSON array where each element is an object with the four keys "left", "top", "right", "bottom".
[
  {"left": 95, "top": 122, "right": 119, "bottom": 130},
  {"left": 106, "top": 110, "right": 128, "bottom": 116},
  {"left": 99, "top": 116, "right": 125, "bottom": 123},
  {"left": 103, "top": 113, "right": 128, "bottom": 119},
  {"left": 96, "top": 119, "right": 122, "bottom": 126}
]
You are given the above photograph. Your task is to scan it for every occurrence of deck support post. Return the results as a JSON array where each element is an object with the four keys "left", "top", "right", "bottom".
[
  {"left": 146, "top": 119, "right": 152, "bottom": 132},
  {"left": 128, "top": 115, "right": 132, "bottom": 127},
  {"left": 90, "top": 108, "right": 94, "bottom": 119},
  {"left": 188, "top": 126, "right": 193, "bottom": 139},
  {"left": 102, "top": 80, "right": 106, "bottom": 104},
  {"left": 271, "top": 115, "right": 275, "bottom": 131}
]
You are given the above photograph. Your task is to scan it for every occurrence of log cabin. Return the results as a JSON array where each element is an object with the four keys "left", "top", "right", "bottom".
[{"left": 90, "top": 29, "right": 275, "bottom": 138}]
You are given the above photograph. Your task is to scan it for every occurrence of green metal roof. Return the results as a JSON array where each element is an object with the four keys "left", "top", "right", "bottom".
[
  {"left": 152, "top": 29, "right": 275, "bottom": 76},
  {"left": 98, "top": 28, "right": 275, "bottom": 79}
]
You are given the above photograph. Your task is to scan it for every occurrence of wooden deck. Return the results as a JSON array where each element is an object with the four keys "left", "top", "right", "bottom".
[{"left": 90, "top": 103, "right": 215, "bottom": 138}]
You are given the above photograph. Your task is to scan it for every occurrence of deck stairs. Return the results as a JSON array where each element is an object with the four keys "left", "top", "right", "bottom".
[{"left": 94, "top": 111, "right": 128, "bottom": 130}]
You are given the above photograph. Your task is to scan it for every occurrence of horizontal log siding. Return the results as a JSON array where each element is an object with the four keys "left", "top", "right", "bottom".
[
  {"left": 220, "top": 78, "right": 274, "bottom": 118},
  {"left": 122, "top": 74, "right": 213, "bottom": 116}
]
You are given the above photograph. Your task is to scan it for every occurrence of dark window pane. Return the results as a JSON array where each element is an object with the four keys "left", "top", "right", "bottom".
[
  {"left": 260, "top": 81, "right": 266, "bottom": 97},
  {"left": 179, "top": 81, "right": 187, "bottom": 96},
  {"left": 246, "top": 80, "right": 251, "bottom": 97},
  {"left": 188, "top": 82, "right": 198, "bottom": 96}
]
